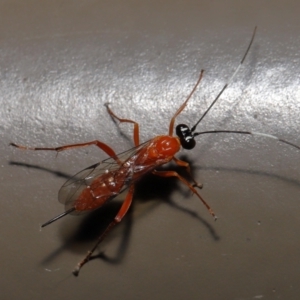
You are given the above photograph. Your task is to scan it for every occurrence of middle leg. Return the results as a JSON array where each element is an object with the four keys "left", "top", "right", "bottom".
[{"left": 105, "top": 103, "right": 140, "bottom": 146}]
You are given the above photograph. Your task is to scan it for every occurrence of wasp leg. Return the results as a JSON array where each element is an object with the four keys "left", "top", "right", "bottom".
[
  {"left": 173, "top": 157, "right": 203, "bottom": 189},
  {"left": 152, "top": 170, "right": 216, "bottom": 220},
  {"left": 168, "top": 70, "right": 204, "bottom": 136},
  {"left": 10, "top": 140, "right": 121, "bottom": 164},
  {"left": 105, "top": 103, "right": 140, "bottom": 146},
  {"left": 73, "top": 184, "right": 135, "bottom": 276}
]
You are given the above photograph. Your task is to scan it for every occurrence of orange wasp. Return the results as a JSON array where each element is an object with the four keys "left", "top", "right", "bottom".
[{"left": 10, "top": 27, "right": 300, "bottom": 275}]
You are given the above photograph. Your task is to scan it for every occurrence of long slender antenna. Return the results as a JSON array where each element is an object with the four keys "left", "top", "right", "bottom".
[
  {"left": 41, "top": 207, "right": 76, "bottom": 227},
  {"left": 193, "top": 130, "right": 300, "bottom": 151},
  {"left": 191, "top": 26, "right": 257, "bottom": 133}
]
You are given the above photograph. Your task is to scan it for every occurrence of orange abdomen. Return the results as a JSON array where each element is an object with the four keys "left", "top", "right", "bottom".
[
  {"left": 74, "top": 135, "right": 180, "bottom": 212},
  {"left": 74, "top": 171, "right": 127, "bottom": 211}
]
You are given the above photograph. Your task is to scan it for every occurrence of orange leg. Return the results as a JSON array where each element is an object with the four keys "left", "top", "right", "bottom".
[
  {"left": 152, "top": 169, "right": 216, "bottom": 220},
  {"left": 73, "top": 184, "right": 135, "bottom": 276},
  {"left": 10, "top": 140, "right": 121, "bottom": 164},
  {"left": 173, "top": 157, "right": 203, "bottom": 189},
  {"left": 168, "top": 70, "right": 204, "bottom": 136},
  {"left": 105, "top": 103, "right": 140, "bottom": 146}
]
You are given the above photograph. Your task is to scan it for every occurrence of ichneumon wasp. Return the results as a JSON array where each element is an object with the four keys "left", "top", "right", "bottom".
[{"left": 10, "top": 27, "right": 300, "bottom": 276}]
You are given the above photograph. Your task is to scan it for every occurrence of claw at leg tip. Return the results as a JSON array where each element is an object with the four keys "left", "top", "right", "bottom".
[{"left": 72, "top": 266, "right": 80, "bottom": 277}]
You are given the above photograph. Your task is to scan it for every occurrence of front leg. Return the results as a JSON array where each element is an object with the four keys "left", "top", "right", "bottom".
[
  {"left": 152, "top": 169, "right": 216, "bottom": 220},
  {"left": 173, "top": 156, "right": 203, "bottom": 189}
]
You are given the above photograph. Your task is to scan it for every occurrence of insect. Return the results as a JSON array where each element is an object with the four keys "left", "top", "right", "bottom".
[{"left": 10, "top": 27, "right": 300, "bottom": 276}]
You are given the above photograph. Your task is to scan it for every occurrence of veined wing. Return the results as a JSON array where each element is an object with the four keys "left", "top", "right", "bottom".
[{"left": 58, "top": 140, "right": 151, "bottom": 214}]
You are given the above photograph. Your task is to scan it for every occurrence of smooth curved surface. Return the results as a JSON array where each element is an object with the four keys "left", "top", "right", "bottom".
[{"left": 1, "top": 1, "right": 300, "bottom": 299}]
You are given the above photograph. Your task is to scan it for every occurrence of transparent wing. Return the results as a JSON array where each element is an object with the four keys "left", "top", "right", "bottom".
[
  {"left": 58, "top": 140, "right": 151, "bottom": 215},
  {"left": 100, "top": 140, "right": 150, "bottom": 165}
]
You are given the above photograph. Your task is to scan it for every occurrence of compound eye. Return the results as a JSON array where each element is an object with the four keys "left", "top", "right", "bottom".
[
  {"left": 181, "top": 137, "right": 196, "bottom": 150},
  {"left": 175, "top": 124, "right": 196, "bottom": 150}
]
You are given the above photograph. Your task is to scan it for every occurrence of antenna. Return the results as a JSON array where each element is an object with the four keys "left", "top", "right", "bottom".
[
  {"left": 193, "top": 130, "right": 300, "bottom": 152},
  {"left": 191, "top": 26, "right": 257, "bottom": 133}
]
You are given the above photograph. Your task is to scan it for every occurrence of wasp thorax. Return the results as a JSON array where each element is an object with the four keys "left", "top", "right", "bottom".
[{"left": 176, "top": 124, "right": 196, "bottom": 150}]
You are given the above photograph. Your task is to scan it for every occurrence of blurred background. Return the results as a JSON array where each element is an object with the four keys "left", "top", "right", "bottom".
[{"left": 1, "top": 1, "right": 300, "bottom": 299}]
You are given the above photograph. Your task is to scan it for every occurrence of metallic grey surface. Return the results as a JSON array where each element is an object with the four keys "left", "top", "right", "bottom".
[{"left": 1, "top": 1, "right": 300, "bottom": 299}]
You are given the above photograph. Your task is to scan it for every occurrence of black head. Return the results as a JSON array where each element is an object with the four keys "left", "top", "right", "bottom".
[
  {"left": 173, "top": 28, "right": 257, "bottom": 152},
  {"left": 176, "top": 124, "right": 196, "bottom": 150}
]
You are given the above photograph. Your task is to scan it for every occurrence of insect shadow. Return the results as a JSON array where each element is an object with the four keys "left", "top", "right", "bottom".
[
  {"left": 10, "top": 145, "right": 300, "bottom": 267},
  {"left": 9, "top": 156, "right": 220, "bottom": 266}
]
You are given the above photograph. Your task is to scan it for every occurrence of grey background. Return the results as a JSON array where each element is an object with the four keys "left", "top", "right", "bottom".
[{"left": 1, "top": 1, "right": 300, "bottom": 299}]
